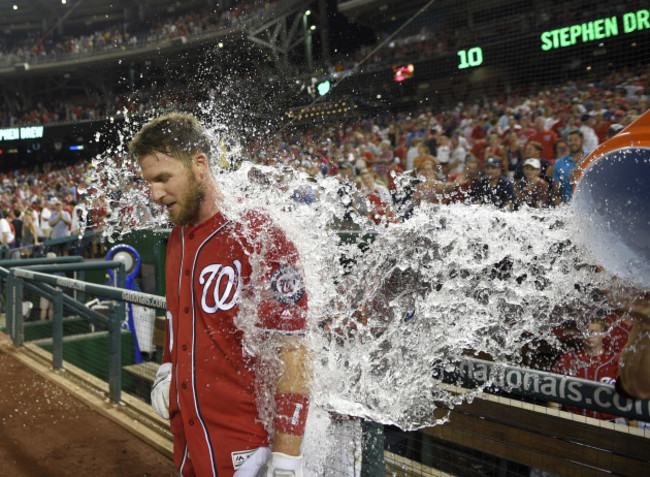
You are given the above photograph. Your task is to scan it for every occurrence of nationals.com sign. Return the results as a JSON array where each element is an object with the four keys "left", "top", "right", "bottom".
[{"left": 435, "top": 357, "right": 650, "bottom": 421}]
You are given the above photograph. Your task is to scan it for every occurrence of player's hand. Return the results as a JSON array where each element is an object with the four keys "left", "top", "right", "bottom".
[
  {"left": 151, "top": 362, "right": 172, "bottom": 419},
  {"left": 256, "top": 452, "right": 304, "bottom": 477}
]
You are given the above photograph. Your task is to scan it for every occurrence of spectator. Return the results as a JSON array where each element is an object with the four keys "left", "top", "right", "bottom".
[
  {"left": 514, "top": 158, "right": 549, "bottom": 209},
  {"left": 471, "top": 157, "right": 515, "bottom": 210},
  {"left": 593, "top": 112, "right": 611, "bottom": 144},
  {"left": 550, "top": 317, "right": 621, "bottom": 421},
  {"left": 49, "top": 199, "right": 71, "bottom": 239},
  {"left": 359, "top": 168, "right": 393, "bottom": 225},
  {"left": 39, "top": 200, "right": 52, "bottom": 239},
  {"left": 413, "top": 160, "right": 442, "bottom": 206},
  {"left": 412, "top": 144, "right": 435, "bottom": 171},
  {"left": 0, "top": 210, "right": 15, "bottom": 248},
  {"left": 449, "top": 134, "right": 467, "bottom": 175},
  {"left": 503, "top": 131, "right": 524, "bottom": 180},
  {"left": 374, "top": 140, "right": 395, "bottom": 183},
  {"left": 580, "top": 114, "right": 600, "bottom": 154},
  {"left": 607, "top": 123, "right": 625, "bottom": 139},
  {"left": 447, "top": 156, "right": 482, "bottom": 204},
  {"left": 528, "top": 116, "right": 558, "bottom": 162},
  {"left": 524, "top": 141, "right": 550, "bottom": 180},
  {"left": 8, "top": 209, "right": 22, "bottom": 249},
  {"left": 405, "top": 137, "right": 423, "bottom": 171},
  {"left": 21, "top": 209, "right": 40, "bottom": 256},
  {"left": 436, "top": 136, "right": 451, "bottom": 167},
  {"left": 483, "top": 132, "right": 504, "bottom": 168},
  {"left": 552, "top": 129, "right": 586, "bottom": 205},
  {"left": 553, "top": 139, "right": 569, "bottom": 166}
]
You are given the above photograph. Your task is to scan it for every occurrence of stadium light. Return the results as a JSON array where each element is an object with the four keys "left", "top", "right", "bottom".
[
  {"left": 310, "top": 25, "right": 316, "bottom": 31},
  {"left": 305, "top": 10, "right": 311, "bottom": 16},
  {"left": 317, "top": 80, "right": 331, "bottom": 96}
]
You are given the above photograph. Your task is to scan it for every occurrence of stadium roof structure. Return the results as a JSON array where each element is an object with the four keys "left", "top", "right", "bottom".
[
  {"left": 337, "top": 0, "right": 527, "bottom": 29},
  {"left": 0, "top": 0, "right": 206, "bottom": 33}
]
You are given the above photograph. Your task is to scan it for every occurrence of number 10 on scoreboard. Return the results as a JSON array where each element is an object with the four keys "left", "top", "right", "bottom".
[{"left": 457, "top": 47, "right": 484, "bottom": 69}]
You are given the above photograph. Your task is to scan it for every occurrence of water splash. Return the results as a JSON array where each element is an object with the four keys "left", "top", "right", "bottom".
[{"left": 82, "top": 111, "right": 628, "bottom": 477}]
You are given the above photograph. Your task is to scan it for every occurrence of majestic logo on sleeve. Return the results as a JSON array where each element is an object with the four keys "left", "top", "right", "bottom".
[
  {"left": 199, "top": 260, "right": 242, "bottom": 313},
  {"left": 270, "top": 265, "right": 305, "bottom": 305}
]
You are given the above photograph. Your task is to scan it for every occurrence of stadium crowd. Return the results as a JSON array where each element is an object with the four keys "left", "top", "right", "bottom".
[
  {"left": 0, "top": 0, "right": 274, "bottom": 67},
  {"left": 0, "top": 64, "right": 647, "bottom": 256}
]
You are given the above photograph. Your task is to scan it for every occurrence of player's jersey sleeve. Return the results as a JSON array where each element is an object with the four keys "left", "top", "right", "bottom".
[{"left": 244, "top": 211, "right": 308, "bottom": 334}]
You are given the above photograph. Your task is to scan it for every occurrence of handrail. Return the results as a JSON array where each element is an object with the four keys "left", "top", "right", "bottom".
[
  {"left": 7, "top": 266, "right": 166, "bottom": 402},
  {"left": 0, "top": 256, "right": 84, "bottom": 271},
  {"left": 12, "top": 268, "right": 166, "bottom": 309}
]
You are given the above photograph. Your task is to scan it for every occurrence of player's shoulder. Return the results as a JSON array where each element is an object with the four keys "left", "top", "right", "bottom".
[
  {"left": 239, "top": 208, "right": 275, "bottom": 230},
  {"left": 228, "top": 208, "right": 291, "bottom": 245}
]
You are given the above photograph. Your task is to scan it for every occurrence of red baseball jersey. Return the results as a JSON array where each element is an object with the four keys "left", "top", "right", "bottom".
[
  {"left": 552, "top": 350, "right": 619, "bottom": 420},
  {"left": 604, "top": 313, "right": 631, "bottom": 355},
  {"left": 161, "top": 210, "right": 308, "bottom": 477}
]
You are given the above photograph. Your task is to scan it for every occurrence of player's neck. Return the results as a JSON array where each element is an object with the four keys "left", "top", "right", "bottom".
[{"left": 194, "top": 177, "right": 223, "bottom": 225}]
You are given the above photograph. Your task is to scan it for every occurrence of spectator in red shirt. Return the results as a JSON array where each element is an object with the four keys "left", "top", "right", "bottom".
[
  {"left": 550, "top": 317, "right": 621, "bottom": 421},
  {"left": 483, "top": 132, "right": 503, "bottom": 167},
  {"left": 593, "top": 112, "right": 611, "bottom": 144},
  {"left": 528, "top": 116, "right": 558, "bottom": 161}
]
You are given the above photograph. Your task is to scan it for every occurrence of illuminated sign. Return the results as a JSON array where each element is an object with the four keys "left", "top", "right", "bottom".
[
  {"left": 541, "top": 9, "right": 650, "bottom": 51},
  {"left": 0, "top": 129, "right": 19, "bottom": 140},
  {"left": 317, "top": 80, "right": 331, "bottom": 96},
  {"left": 457, "top": 47, "right": 483, "bottom": 69},
  {"left": 20, "top": 126, "right": 44, "bottom": 139},
  {"left": 0, "top": 126, "right": 44, "bottom": 141},
  {"left": 393, "top": 64, "right": 414, "bottom": 82}
]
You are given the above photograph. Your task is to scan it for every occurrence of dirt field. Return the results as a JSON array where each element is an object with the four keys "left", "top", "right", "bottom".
[{"left": 0, "top": 351, "right": 176, "bottom": 477}]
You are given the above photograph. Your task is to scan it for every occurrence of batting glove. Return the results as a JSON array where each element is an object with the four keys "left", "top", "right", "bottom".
[
  {"left": 151, "top": 362, "right": 172, "bottom": 419},
  {"left": 257, "top": 452, "right": 304, "bottom": 477}
]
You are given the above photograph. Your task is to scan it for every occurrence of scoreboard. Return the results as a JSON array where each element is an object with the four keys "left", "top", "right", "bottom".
[{"left": 456, "top": 8, "right": 649, "bottom": 70}]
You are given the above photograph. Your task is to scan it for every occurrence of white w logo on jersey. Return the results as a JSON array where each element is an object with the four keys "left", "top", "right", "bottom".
[{"left": 198, "top": 260, "right": 242, "bottom": 313}]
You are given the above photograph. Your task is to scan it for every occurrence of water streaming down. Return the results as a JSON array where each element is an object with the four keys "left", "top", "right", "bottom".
[{"left": 81, "top": 112, "right": 632, "bottom": 474}]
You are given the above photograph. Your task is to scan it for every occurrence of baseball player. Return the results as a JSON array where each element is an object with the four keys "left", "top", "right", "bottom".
[{"left": 129, "top": 113, "right": 311, "bottom": 477}]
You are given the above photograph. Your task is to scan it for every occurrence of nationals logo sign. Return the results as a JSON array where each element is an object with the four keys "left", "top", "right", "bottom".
[
  {"left": 270, "top": 265, "right": 305, "bottom": 305},
  {"left": 199, "top": 260, "right": 241, "bottom": 313}
]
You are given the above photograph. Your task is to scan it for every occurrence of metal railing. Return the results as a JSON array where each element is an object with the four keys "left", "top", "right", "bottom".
[{"left": 3, "top": 262, "right": 165, "bottom": 403}]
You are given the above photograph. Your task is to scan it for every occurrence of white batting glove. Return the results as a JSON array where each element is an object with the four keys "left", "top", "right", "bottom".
[
  {"left": 151, "top": 362, "right": 172, "bottom": 419},
  {"left": 257, "top": 452, "right": 304, "bottom": 477}
]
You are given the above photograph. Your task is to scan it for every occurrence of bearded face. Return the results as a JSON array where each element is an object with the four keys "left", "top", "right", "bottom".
[{"left": 168, "top": 169, "right": 205, "bottom": 226}]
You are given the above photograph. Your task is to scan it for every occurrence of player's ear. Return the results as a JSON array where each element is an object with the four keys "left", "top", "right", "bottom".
[{"left": 192, "top": 152, "right": 210, "bottom": 178}]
